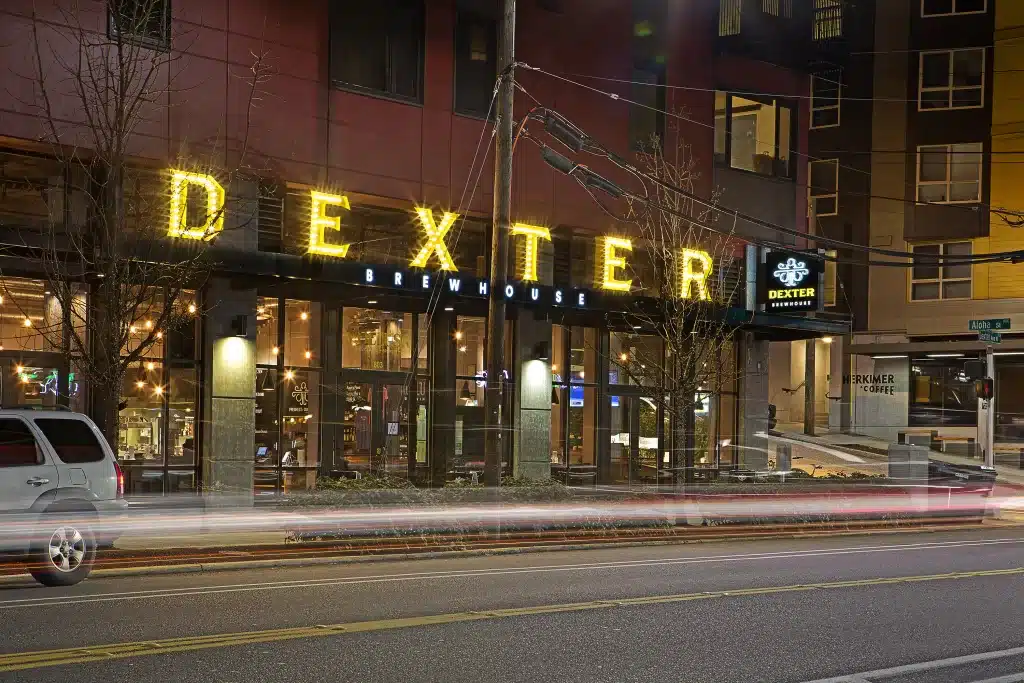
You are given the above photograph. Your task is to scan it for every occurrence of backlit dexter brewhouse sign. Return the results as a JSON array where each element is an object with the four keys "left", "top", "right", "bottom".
[{"left": 760, "top": 250, "right": 823, "bottom": 312}]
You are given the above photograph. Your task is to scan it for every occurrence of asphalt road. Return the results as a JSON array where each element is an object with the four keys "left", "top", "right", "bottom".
[{"left": 1, "top": 527, "right": 1023, "bottom": 682}]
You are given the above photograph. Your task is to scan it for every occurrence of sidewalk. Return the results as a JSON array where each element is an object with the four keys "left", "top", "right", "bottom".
[{"left": 774, "top": 427, "right": 1024, "bottom": 487}]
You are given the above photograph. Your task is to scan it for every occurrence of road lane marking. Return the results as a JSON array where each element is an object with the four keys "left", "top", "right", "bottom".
[
  {"left": 2, "top": 536, "right": 1022, "bottom": 609},
  {"left": 0, "top": 567, "right": 1022, "bottom": 673},
  {"left": 798, "top": 645, "right": 1024, "bottom": 682}
]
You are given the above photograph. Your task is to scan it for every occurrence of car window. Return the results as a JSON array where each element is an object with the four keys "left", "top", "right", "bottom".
[
  {"left": 0, "top": 418, "right": 41, "bottom": 467},
  {"left": 34, "top": 419, "right": 107, "bottom": 464}
]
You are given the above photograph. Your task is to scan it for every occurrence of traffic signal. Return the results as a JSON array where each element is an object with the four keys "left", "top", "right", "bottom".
[{"left": 976, "top": 377, "right": 994, "bottom": 400}]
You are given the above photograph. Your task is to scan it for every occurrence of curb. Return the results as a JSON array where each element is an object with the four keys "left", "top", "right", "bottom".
[{"left": 1, "top": 519, "right": 1014, "bottom": 584}]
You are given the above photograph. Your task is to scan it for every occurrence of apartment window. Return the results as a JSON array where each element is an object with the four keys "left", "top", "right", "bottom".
[
  {"left": 811, "top": 70, "right": 841, "bottom": 128},
  {"left": 813, "top": 0, "right": 843, "bottom": 40},
  {"left": 809, "top": 159, "right": 839, "bottom": 216},
  {"left": 917, "top": 143, "right": 983, "bottom": 204},
  {"left": 910, "top": 242, "right": 972, "bottom": 301},
  {"left": 329, "top": 0, "right": 424, "bottom": 102},
  {"left": 630, "top": 68, "right": 666, "bottom": 152},
  {"left": 921, "top": 0, "right": 987, "bottom": 17},
  {"left": 108, "top": 0, "right": 171, "bottom": 48},
  {"left": 715, "top": 92, "right": 794, "bottom": 178},
  {"left": 919, "top": 49, "right": 984, "bottom": 110},
  {"left": 454, "top": 11, "right": 497, "bottom": 117},
  {"left": 761, "top": 0, "right": 793, "bottom": 17}
]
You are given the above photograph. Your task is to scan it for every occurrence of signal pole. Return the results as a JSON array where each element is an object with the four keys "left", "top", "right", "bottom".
[{"left": 483, "top": 0, "right": 515, "bottom": 487}]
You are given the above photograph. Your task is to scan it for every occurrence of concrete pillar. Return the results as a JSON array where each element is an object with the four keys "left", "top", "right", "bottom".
[
  {"left": 738, "top": 331, "right": 770, "bottom": 470},
  {"left": 428, "top": 310, "right": 456, "bottom": 487},
  {"left": 514, "top": 310, "right": 552, "bottom": 480},
  {"left": 201, "top": 278, "right": 256, "bottom": 505},
  {"left": 804, "top": 337, "right": 816, "bottom": 436}
]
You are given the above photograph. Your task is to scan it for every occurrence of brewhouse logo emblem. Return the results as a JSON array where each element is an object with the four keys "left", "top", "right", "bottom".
[
  {"left": 291, "top": 382, "right": 309, "bottom": 407},
  {"left": 773, "top": 257, "right": 810, "bottom": 287}
]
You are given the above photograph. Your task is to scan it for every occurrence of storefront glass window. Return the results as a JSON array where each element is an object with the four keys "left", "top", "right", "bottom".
[
  {"left": 996, "top": 360, "right": 1024, "bottom": 441},
  {"left": 609, "top": 332, "right": 663, "bottom": 386},
  {"left": 909, "top": 357, "right": 978, "bottom": 427},
  {"left": 285, "top": 299, "right": 320, "bottom": 367},
  {"left": 167, "top": 367, "right": 197, "bottom": 466},
  {"left": 455, "top": 317, "right": 486, "bottom": 381},
  {"left": 569, "top": 327, "right": 598, "bottom": 384},
  {"left": 551, "top": 325, "right": 568, "bottom": 383},
  {"left": 118, "top": 361, "right": 164, "bottom": 465},
  {"left": 255, "top": 367, "right": 280, "bottom": 466},
  {"left": 256, "top": 297, "right": 279, "bottom": 366},
  {"left": 0, "top": 278, "right": 61, "bottom": 352},
  {"left": 342, "top": 309, "right": 416, "bottom": 371}
]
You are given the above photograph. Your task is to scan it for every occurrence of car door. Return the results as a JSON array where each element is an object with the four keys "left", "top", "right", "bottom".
[{"left": 0, "top": 416, "right": 58, "bottom": 512}]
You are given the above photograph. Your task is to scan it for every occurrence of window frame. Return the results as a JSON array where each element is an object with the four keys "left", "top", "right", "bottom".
[
  {"left": 714, "top": 91, "right": 796, "bottom": 179},
  {"left": 909, "top": 241, "right": 973, "bottom": 302},
  {"left": 107, "top": 0, "right": 172, "bottom": 50},
  {"left": 916, "top": 142, "right": 983, "bottom": 205},
  {"left": 917, "top": 48, "right": 986, "bottom": 112},
  {"left": 453, "top": 9, "right": 498, "bottom": 119},
  {"left": 921, "top": 0, "right": 987, "bottom": 18},
  {"left": 810, "top": 70, "right": 841, "bottom": 129},
  {"left": 808, "top": 158, "right": 840, "bottom": 217},
  {"left": 328, "top": 0, "right": 426, "bottom": 105}
]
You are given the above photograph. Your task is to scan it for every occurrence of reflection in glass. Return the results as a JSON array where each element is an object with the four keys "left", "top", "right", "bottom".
[
  {"left": 254, "top": 367, "right": 279, "bottom": 466},
  {"left": 569, "top": 327, "right": 598, "bottom": 384},
  {"left": 118, "top": 361, "right": 164, "bottom": 465},
  {"left": 256, "top": 297, "right": 279, "bottom": 366},
  {"left": 167, "top": 367, "right": 196, "bottom": 466},
  {"left": 285, "top": 299, "right": 320, "bottom": 367},
  {"left": 343, "top": 308, "right": 415, "bottom": 371}
]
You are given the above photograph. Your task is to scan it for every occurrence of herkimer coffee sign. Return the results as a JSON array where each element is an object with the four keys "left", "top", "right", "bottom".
[{"left": 761, "top": 250, "right": 822, "bottom": 313}]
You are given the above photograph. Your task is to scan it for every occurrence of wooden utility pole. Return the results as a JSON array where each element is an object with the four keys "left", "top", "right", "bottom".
[{"left": 484, "top": 0, "right": 516, "bottom": 487}]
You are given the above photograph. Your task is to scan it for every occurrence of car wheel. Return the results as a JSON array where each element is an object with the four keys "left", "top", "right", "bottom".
[{"left": 29, "top": 520, "right": 96, "bottom": 587}]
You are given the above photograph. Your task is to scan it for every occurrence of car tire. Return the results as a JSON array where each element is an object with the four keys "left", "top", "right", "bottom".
[{"left": 28, "top": 517, "right": 96, "bottom": 587}]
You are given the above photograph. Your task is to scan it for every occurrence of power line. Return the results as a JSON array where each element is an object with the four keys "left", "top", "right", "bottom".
[
  {"left": 517, "top": 63, "right": 1024, "bottom": 223},
  {"left": 517, "top": 116, "right": 1024, "bottom": 267}
]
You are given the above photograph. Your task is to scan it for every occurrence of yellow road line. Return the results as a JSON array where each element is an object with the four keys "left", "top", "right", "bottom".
[{"left": 1, "top": 567, "right": 1021, "bottom": 673}]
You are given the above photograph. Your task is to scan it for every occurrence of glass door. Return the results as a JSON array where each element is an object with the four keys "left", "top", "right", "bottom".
[
  {"left": 380, "top": 383, "right": 411, "bottom": 473},
  {"left": 608, "top": 393, "right": 661, "bottom": 485},
  {"left": 341, "top": 381, "right": 374, "bottom": 473}
]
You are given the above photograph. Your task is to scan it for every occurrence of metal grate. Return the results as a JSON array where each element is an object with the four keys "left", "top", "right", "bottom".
[{"left": 257, "top": 180, "right": 284, "bottom": 253}]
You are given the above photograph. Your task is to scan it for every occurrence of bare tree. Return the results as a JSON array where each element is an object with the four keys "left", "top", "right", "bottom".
[
  {"left": 4, "top": 0, "right": 271, "bottom": 444},
  {"left": 609, "top": 133, "right": 745, "bottom": 485}
]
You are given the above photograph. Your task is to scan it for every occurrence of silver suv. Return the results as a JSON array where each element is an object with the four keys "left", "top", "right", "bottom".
[{"left": 0, "top": 409, "right": 127, "bottom": 586}]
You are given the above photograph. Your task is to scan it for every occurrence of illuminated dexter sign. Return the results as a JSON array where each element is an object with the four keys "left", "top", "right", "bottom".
[
  {"left": 762, "top": 251, "right": 822, "bottom": 312},
  {"left": 165, "top": 174, "right": 714, "bottom": 307}
]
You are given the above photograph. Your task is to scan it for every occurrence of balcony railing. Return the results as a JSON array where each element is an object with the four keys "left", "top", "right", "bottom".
[
  {"left": 813, "top": 0, "right": 843, "bottom": 41},
  {"left": 719, "top": 0, "right": 742, "bottom": 36}
]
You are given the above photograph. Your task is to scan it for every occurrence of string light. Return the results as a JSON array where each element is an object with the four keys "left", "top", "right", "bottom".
[
  {"left": 144, "top": 320, "right": 153, "bottom": 329},
  {"left": 22, "top": 318, "right": 32, "bottom": 328},
  {"left": 156, "top": 331, "right": 163, "bottom": 339},
  {"left": 620, "top": 353, "right": 629, "bottom": 362},
  {"left": 188, "top": 303, "right": 197, "bottom": 314},
  {"left": 304, "top": 350, "right": 312, "bottom": 360},
  {"left": 300, "top": 311, "right": 309, "bottom": 321},
  {"left": 154, "top": 385, "right": 164, "bottom": 396},
  {"left": 272, "top": 346, "right": 279, "bottom": 356},
  {"left": 15, "top": 365, "right": 23, "bottom": 374},
  {"left": 454, "top": 331, "right": 463, "bottom": 341},
  {"left": 136, "top": 381, "right": 145, "bottom": 389},
  {"left": 285, "top": 370, "right": 295, "bottom": 381},
  {"left": 130, "top": 325, "right": 138, "bottom": 334},
  {"left": 146, "top": 362, "right": 156, "bottom": 371}
]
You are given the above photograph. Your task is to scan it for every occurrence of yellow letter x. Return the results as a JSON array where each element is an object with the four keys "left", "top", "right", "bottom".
[{"left": 410, "top": 208, "right": 458, "bottom": 271}]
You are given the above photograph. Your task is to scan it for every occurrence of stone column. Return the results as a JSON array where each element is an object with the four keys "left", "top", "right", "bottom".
[
  {"left": 429, "top": 310, "right": 456, "bottom": 487},
  {"left": 738, "top": 331, "right": 770, "bottom": 470},
  {"left": 201, "top": 278, "right": 256, "bottom": 506},
  {"left": 514, "top": 310, "right": 552, "bottom": 480},
  {"left": 804, "top": 337, "right": 816, "bottom": 436}
]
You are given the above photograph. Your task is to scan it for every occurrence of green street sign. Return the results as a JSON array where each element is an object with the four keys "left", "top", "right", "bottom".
[
  {"left": 979, "top": 330, "right": 1002, "bottom": 344},
  {"left": 969, "top": 318, "right": 1011, "bottom": 331}
]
